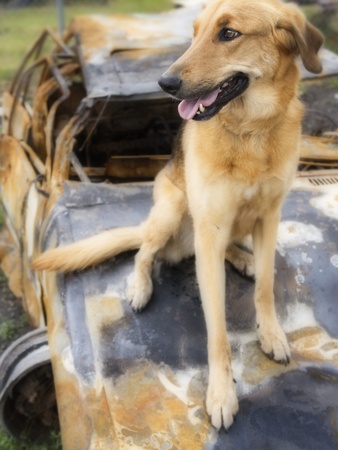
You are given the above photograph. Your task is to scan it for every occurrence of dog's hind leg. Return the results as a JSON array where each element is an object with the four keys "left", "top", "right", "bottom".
[
  {"left": 129, "top": 169, "right": 186, "bottom": 311},
  {"left": 225, "top": 242, "right": 255, "bottom": 278},
  {"left": 158, "top": 212, "right": 194, "bottom": 264},
  {"left": 253, "top": 210, "right": 290, "bottom": 364}
]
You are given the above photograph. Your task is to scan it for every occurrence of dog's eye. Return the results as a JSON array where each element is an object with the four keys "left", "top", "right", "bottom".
[{"left": 219, "top": 28, "right": 241, "bottom": 41}]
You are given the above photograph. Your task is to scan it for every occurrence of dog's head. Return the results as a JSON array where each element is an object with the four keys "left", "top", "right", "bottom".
[{"left": 159, "top": 0, "right": 324, "bottom": 121}]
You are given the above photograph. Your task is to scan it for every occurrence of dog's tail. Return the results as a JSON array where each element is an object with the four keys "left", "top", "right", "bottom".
[{"left": 31, "top": 226, "right": 143, "bottom": 272}]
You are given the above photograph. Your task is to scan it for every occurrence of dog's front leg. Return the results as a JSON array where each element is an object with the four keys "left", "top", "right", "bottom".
[
  {"left": 129, "top": 170, "right": 186, "bottom": 311},
  {"left": 194, "top": 219, "right": 238, "bottom": 430},
  {"left": 253, "top": 209, "right": 290, "bottom": 363}
]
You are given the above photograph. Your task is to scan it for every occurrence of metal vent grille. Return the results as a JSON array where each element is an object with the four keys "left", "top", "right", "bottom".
[{"left": 308, "top": 175, "right": 338, "bottom": 186}]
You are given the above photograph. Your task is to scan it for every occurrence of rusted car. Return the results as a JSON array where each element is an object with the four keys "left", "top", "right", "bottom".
[{"left": 1, "top": 4, "right": 338, "bottom": 449}]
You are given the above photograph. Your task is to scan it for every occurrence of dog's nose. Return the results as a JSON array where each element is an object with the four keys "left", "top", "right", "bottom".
[{"left": 158, "top": 75, "right": 182, "bottom": 96}]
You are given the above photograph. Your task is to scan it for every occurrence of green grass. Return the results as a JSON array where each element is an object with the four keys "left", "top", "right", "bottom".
[
  {"left": 0, "top": 0, "right": 172, "bottom": 86},
  {"left": 301, "top": 5, "right": 338, "bottom": 54},
  {"left": 0, "top": 429, "right": 61, "bottom": 450},
  {"left": 0, "top": 315, "right": 27, "bottom": 340}
]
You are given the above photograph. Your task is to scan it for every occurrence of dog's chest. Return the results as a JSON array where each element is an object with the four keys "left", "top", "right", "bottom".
[
  {"left": 243, "top": 184, "right": 259, "bottom": 201},
  {"left": 232, "top": 179, "right": 285, "bottom": 238}
]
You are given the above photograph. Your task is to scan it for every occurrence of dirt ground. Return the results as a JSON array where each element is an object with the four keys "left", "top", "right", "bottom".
[{"left": 0, "top": 76, "right": 337, "bottom": 357}]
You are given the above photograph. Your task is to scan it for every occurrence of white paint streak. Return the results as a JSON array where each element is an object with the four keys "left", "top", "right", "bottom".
[
  {"left": 187, "top": 405, "right": 203, "bottom": 426},
  {"left": 158, "top": 371, "right": 188, "bottom": 404},
  {"left": 283, "top": 301, "right": 318, "bottom": 334},
  {"left": 330, "top": 254, "right": 338, "bottom": 268},
  {"left": 277, "top": 221, "right": 323, "bottom": 256},
  {"left": 310, "top": 185, "right": 338, "bottom": 220},
  {"left": 61, "top": 346, "right": 76, "bottom": 375},
  {"left": 295, "top": 267, "right": 305, "bottom": 286},
  {"left": 157, "top": 369, "right": 198, "bottom": 406},
  {"left": 301, "top": 252, "right": 312, "bottom": 264}
]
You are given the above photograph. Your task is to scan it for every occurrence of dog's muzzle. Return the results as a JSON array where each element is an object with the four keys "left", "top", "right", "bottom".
[{"left": 158, "top": 73, "right": 249, "bottom": 121}]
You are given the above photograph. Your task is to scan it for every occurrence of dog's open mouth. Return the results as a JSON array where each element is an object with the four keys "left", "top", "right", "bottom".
[{"left": 178, "top": 73, "right": 249, "bottom": 121}]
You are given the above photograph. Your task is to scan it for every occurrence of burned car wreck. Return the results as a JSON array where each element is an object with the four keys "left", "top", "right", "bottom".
[{"left": 1, "top": 4, "right": 338, "bottom": 449}]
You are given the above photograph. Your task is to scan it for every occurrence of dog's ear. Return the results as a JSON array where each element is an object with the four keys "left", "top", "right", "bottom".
[{"left": 276, "top": 3, "right": 324, "bottom": 74}]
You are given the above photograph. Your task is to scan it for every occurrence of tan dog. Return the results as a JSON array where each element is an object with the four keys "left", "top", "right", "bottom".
[{"left": 33, "top": 0, "right": 323, "bottom": 430}]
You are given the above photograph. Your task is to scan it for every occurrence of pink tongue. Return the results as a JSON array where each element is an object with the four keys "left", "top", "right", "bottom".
[{"left": 178, "top": 88, "right": 221, "bottom": 120}]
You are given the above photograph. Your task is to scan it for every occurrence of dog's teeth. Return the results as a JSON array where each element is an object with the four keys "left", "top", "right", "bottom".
[
  {"left": 199, "top": 104, "right": 205, "bottom": 112},
  {"left": 222, "top": 82, "right": 229, "bottom": 88},
  {"left": 196, "top": 111, "right": 201, "bottom": 115}
]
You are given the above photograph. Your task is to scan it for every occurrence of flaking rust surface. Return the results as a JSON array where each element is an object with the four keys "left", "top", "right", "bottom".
[
  {"left": 290, "top": 326, "right": 338, "bottom": 362},
  {"left": 0, "top": 136, "right": 44, "bottom": 326},
  {"left": 241, "top": 327, "right": 338, "bottom": 386},
  {"left": 300, "top": 135, "right": 338, "bottom": 164},
  {"left": 85, "top": 295, "right": 213, "bottom": 448},
  {"left": 103, "top": 361, "right": 212, "bottom": 450},
  {"left": 70, "top": 9, "right": 196, "bottom": 63},
  {"left": 42, "top": 272, "right": 118, "bottom": 450}
]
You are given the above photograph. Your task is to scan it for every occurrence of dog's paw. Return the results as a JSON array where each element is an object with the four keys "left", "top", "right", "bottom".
[
  {"left": 128, "top": 274, "right": 153, "bottom": 312},
  {"left": 226, "top": 246, "right": 255, "bottom": 279},
  {"left": 257, "top": 320, "right": 290, "bottom": 364},
  {"left": 206, "top": 378, "right": 239, "bottom": 430}
]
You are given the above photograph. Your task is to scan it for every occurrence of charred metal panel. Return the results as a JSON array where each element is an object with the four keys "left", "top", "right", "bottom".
[
  {"left": 299, "top": 135, "right": 338, "bottom": 169},
  {"left": 2, "top": 92, "right": 31, "bottom": 142},
  {"left": 0, "top": 137, "right": 45, "bottom": 327},
  {"left": 70, "top": 8, "right": 198, "bottom": 98},
  {"left": 36, "top": 179, "right": 338, "bottom": 449}
]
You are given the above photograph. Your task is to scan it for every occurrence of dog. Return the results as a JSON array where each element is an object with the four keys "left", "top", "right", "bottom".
[{"left": 33, "top": 0, "right": 323, "bottom": 430}]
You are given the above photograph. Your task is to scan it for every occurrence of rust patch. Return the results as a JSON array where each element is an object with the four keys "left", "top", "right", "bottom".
[
  {"left": 70, "top": 13, "right": 191, "bottom": 62},
  {"left": 289, "top": 326, "right": 338, "bottom": 363},
  {"left": 0, "top": 227, "right": 23, "bottom": 299},
  {"left": 0, "top": 136, "right": 36, "bottom": 233},
  {"left": 2, "top": 92, "right": 31, "bottom": 141},
  {"left": 104, "top": 361, "right": 212, "bottom": 449},
  {"left": 44, "top": 271, "right": 117, "bottom": 449},
  {"left": 242, "top": 326, "right": 338, "bottom": 386},
  {"left": 242, "top": 341, "right": 296, "bottom": 385},
  {"left": 107, "top": 155, "right": 169, "bottom": 180},
  {"left": 300, "top": 135, "right": 338, "bottom": 169},
  {"left": 0, "top": 136, "right": 44, "bottom": 326}
]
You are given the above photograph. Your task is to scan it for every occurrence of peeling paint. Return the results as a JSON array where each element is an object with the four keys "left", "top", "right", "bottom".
[
  {"left": 284, "top": 301, "right": 318, "bottom": 334},
  {"left": 330, "top": 254, "right": 338, "bottom": 268},
  {"left": 295, "top": 267, "right": 306, "bottom": 286},
  {"left": 157, "top": 368, "right": 199, "bottom": 406},
  {"left": 301, "top": 251, "right": 313, "bottom": 264},
  {"left": 61, "top": 346, "right": 76, "bottom": 376},
  {"left": 229, "top": 297, "right": 338, "bottom": 397},
  {"left": 310, "top": 185, "right": 338, "bottom": 220},
  {"left": 277, "top": 221, "right": 323, "bottom": 256},
  {"left": 103, "top": 361, "right": 212, "bottom": 449}
]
